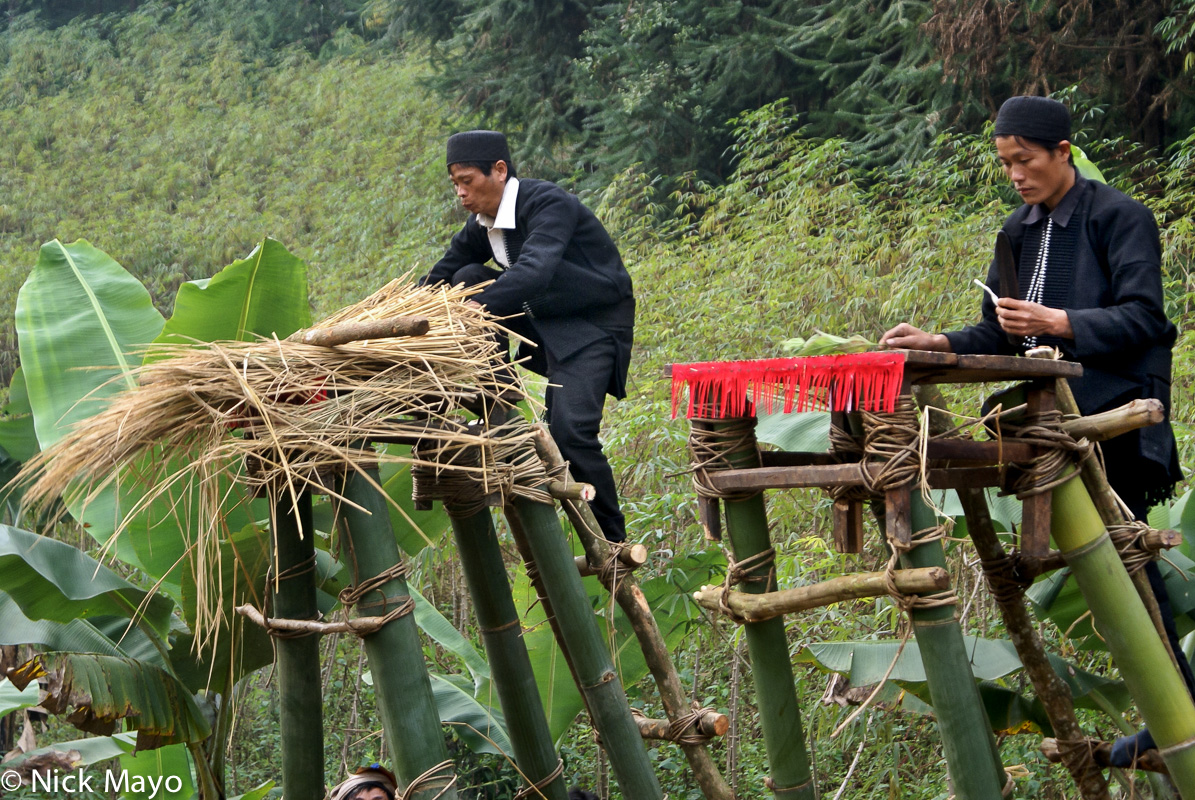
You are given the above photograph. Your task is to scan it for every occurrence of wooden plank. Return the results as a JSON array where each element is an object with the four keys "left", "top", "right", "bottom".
[
  {"left": 698, "top": 496, "right": 722, "bottom": 541},
  {"left": 759, "top": 450, "right": 840, "bottom": 467},
  {"left": 1019, "top": 384, "right": 1056, "bottom": 557},
  {"left": 886, "top": 486, "right": 912, "bottom": 547},
  {"left": 924, "top": 439, "right": 1035, "bottom": 463},
  {"left": 707, "top": 463, "right": 1007, "bottom": 492},
  {"left": 832, "top": 499, "right": 865, "bottom": 554}
]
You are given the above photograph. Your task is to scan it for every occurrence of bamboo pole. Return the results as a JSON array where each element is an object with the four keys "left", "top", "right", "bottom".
[
  {"left": 692, "top": 567, "right": 950, "bottom": 622},
  {"left": 530, "top": 425, "right": 736, "bottom": 800},
  {"left": 289, "top": 316, "right": 430, "bottom": 346},
  {"left": 700, "top": 416, "right": 814, "bottom": 800},
  {"left": 635, "top": 710, "right": 730, "bottom": 740},
  {"left": 505, "top": 495, "right": 665, "bottom": 799},
  {"left": 1051, "top": 473, "right": 1195, "bottom": 794},
  {"left": 913, "top": 384, "right": 1109, "bottom": 798},
  {"left": 902, "top": 494, "right": 1008, "bottom": 800},
  {"left": 447, "top": 506, "right": 569, "bottom": 800},
  {"left": 270, "top": 490, "right": 325, "bottom": 800},
  {"left": 1060, "top": 398, "right": 1164, "bottom": 442},
  {"left": 336, "top": 468, "right": 458, "bottom": 800}
]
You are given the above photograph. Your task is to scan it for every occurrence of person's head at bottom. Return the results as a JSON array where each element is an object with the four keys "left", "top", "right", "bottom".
[{"left": 329, "top": 764, "right": 397, "bottom": 800}]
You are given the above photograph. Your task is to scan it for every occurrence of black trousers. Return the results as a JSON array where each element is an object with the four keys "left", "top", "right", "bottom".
[{"left": 445, "top": 263, "right": 627, "bottom": 542}]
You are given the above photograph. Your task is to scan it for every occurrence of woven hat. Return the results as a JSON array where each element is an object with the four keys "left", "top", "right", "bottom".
[
  {"left": 446, "top": 130, "right": 512, "bottom": 168},
  {"left": 993, "top": 96, "right": 1071, "bottom": 143}
]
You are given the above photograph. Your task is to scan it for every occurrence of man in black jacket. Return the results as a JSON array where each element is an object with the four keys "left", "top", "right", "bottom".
[{"left": 422, "top": 130, "right": 634, "bottom": 543}]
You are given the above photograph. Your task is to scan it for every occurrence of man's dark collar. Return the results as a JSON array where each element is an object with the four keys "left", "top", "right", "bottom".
[{"left": 1022, "top": 169, "right": 1085, "bottom": 228}]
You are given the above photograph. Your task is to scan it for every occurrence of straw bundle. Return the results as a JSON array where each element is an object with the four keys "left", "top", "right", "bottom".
[{"left": 17, "top": 277, "right": 546, "bottom": 635}]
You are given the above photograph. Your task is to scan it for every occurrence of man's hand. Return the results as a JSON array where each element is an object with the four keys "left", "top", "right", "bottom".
[
  {"left": 994, "top": 298, "right": 1073, "bottom": 339},
  {"left": 465, "top": 300, "right": 483, "bottom": 310},
  {"left": 880, "top": 323, "right": 952, "bottom": 352}
]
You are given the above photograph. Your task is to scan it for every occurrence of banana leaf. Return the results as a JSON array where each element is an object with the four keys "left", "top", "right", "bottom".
[
  {"left": 0, "top": 367, "right": 38, "bottom": 462},
  {"left": 7, "top": 652, "right": 212, "bottom": 750},
  {"left": 411, "top": 585, "right": 491, "bottom": 691},
  {"left": 0, "top": 524, "right": 172, "bottom": 636},
  {"left": 0, "top": 676, "right": 40, "bottom": 718},
  {"left": 117, "top": 741, "right": 196, "bottom": 800},
  {"left": 151, "top": 236, "right": 310, "bottom": 354},
  {"left": 755, "top": 409, "right": 831, "bottom": 452}
]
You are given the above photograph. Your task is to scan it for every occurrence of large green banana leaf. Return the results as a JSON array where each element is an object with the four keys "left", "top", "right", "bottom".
[
  {"left": 0, "top": 524, "right": 172, "bottom": 636},
  {"left": 7, "top": 652, "right": 212, "bottom": 750},
  {"left": 17, "top": 239, "right": 165, "bottom": 449},
  {"left": 411, "top": 585, "right": 491, "bottom": 690},
  {"left": 0, "top": 676, "right": 40, "bottom": 718},
  {"left": 429, "top": 673, "right": 513, "bottom": 756},
  {"left": 0, "top": 367, "right": 38, "bottom": 462},
  {"left": 117, "top": 741, "right": 197, "bottom": 800},
  {"left": 152, "top": 237, "right": 310, "bottom": 352},
  {"left": 0, "top": 591, "right": 157, "bottom": 663}
]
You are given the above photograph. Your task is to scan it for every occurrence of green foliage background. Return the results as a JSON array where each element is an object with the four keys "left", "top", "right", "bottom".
[{"left": 2, "top": 2, "right": 1195, "bottom": 799}]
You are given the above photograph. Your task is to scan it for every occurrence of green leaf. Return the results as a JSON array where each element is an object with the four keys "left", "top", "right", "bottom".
[
  {"left": 230, "top": 780, "right": 276, "bottom": 800},
  {"left": 0, "top": 676, "right": 40, "bottom": 718},
  {"left": 153, "top": 237, "right": 311, "bottom": 352},
  {"left": 0, "top": 524, "right": 173, "bottom": 637},
  {"left": 412, "top": 586, "right": 490, "bottom": 688},
  {"left": 16, "top": 239, "right": 165, "bottom": 450},
  {"left": 7, "top": 652, "right": 213, "bottom": 750},
  {"left": 796, "top": 636, "right": 1025, "bottom": 686},
  {"left": 0, "top": 367, "right": 39, "bottom": 462},
  {"left": 118, "top": 742, "right": 197, "bottom": 799},
  {"left": 755, "top": 409, "right": 831, "bottom": 453},
  {"left": 5, "top": 731, "right": 138, "bottom": 768},
  {"left": 429, "top": 673, "right": 513, "bottom": 756},
  {"left": 0, "top": 591, "right": 167, "bottom": 666}
]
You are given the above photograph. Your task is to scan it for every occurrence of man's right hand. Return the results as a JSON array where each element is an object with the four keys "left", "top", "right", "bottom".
[{"left": 880, "top": 323, "right": 952, "bottom": 352}]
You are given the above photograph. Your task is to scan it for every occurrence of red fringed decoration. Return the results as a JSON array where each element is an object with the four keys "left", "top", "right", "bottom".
[{"left": 670, "top": 352, "right": 906, "bottom": 419}]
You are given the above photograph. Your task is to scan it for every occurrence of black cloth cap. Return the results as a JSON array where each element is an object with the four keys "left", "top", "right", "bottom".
[
  {"left": 993, "top": 96, "right": 1071, "bottom": 143},
  {"left": 446, "top": 130, "right": 512, "bottom": 167}
]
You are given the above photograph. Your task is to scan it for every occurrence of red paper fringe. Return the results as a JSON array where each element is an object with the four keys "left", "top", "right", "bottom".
[{"left": 670, "top": 352, "right": 905, "bottom": 419}]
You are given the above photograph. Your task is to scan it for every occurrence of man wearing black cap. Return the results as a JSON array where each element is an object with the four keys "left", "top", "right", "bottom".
[
  {"left": 422, "top": 130, "right": 634, "bottom": 543},
  {"left": 882, "top": 95, "right": 1188, "bottom": 764}
]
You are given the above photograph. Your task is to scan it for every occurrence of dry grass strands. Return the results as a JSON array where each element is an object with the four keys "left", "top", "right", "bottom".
[{"left": 17, "top": 277, "right": 544, "bottom": 641}]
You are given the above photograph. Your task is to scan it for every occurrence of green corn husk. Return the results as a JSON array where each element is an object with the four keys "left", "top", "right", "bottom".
[
  {"left": 1052, "top": 473, "right": 1195, "bottom": 793},
  {"left": 271, "top": 491, "right": 326, "bottom": 800}
]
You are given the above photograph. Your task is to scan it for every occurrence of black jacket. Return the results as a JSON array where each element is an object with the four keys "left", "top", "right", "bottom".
[
  {"left": 945, "top": 173, "right": 1180, "bottom": 498},
  {"left": 426, "top": 178, "right": 634, "bottom": 397}
]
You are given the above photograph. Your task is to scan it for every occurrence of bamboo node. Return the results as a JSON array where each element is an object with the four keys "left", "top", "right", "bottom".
[{"left": 512, "top": 759, "right": 564, "bottom": 800}]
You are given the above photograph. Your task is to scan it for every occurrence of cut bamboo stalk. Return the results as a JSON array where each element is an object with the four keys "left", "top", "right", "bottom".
[
  {"left": 697, "top": 416, "right": 814, "bottom": 800},
  {"left": 1051, "top": 473, "right": 1195, "bottom": 794},
  {"left": 289, "top": 316, "right": 430, "bottom": 346},
  {"left": 914, "top": 383, "right": 1109, "bottom": 798},
  {"left": 1060, "top": 398, "right": 1164, "bottom": 442},
  {"left": 270, "top": 490, "right": 325, "bottom": 800},
  {"left": 447, "top": 505, "right": 569, "bottom": 800},
  {"left": 902, "top": 494, "right": 1008, "bottom": 800},
  {"left": 692, "top": 567, "right": 950, "bottom": 622},
  {"left": 549, "top": 480, "right": 596, "bottom": 502},
  {"left": 635, "top": 710, "right": 730, "bottom": 740},
  {"left": 530, "top": 425, "right": 736, "bottom": 800},
  {"left": 336, "top": 468, "right": 458, "bottom": 800},
  {"left": 574, "top": 544, "right": 649, "bottom": 577},
  {"left": 506, "top": 496, "right": 665, "bottom": 799}
]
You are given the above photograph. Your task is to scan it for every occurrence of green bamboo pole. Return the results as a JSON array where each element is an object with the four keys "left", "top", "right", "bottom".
[
  {"left": 1053, "top": 473, "right": 1195, "bottom": 794},
  {"left": 337, "top": 468, "right": 458, "bottom": 800},
  {"left": 901, "top": 495, "right": 1008, "bottom": 800},
  {"left": 506, "top": 496, "right": 665, "bottom": 800},
  {"left": 270, "top": 490, "right": 325, "bottom": 800},
  {"left": 448, "top": 506, "right": 569, "bottom": 800},
  {"left": 709, "top": 418, "right": 814, "bottom": 800}
]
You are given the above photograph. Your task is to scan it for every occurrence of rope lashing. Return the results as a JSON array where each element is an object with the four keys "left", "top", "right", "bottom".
[
  {"left": 1003, "top": 409, "right": 1091, "bottom": 498},
  {"left": 1051, "top": 739, "right": 1105, "bottom": 791},
  {"left": 686, "top": 417, "right": 763, "bottom": 502},
  {"left": 338, "top": 561, "right": 416, "bottom": 632},
  {"left": 397, "top": 760, "right": 457, "bottom": 800},
  {"left": 629, "top": 706, "right": 720, "bottom": 745},
  {"left": 883, "top": 525, "right": 958, "bottom": 613},
  {"left": 1109, "top": 520, "right": 1162, "bottom": 575},
  {"left": 718, "top": 547, "right": 777, "bottom": 624},
  {"left": 412, "top": 432, "right": 488, "bottom": 517},
  {"left": 978, "top": 549, "right": 1035, "bottom": 604},
  {"left": 261, "top": 555, "right": 320, "bottom": 639},
  {"left": 596, "top": 542, "right": 636, "bottom": 588},
  {"left": 489, "top": 418, "right": 556, "bottom": 504},
  {"left": 512, "top": 759, "right": 565, "bottom": 800},
  {"left": 859, "top": 395, "right": 921, "bottom": 494}
]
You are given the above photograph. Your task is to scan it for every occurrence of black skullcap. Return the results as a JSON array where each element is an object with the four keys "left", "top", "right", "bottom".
[
  {"left": 446, "top": 130, "right": 512, "bottom": 167},
  {"left": 993, "top": 96, "right": 1071, "bottom": 143}
]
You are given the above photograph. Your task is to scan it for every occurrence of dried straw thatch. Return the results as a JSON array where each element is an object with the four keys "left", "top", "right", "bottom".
[{"left": 16, "top": 276, "right": 551, "bottom": 637}]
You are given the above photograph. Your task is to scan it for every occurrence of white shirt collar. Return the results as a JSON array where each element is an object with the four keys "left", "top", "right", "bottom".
[{"left": 476, "top": 177, "right": 519, "bottom": 230}]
